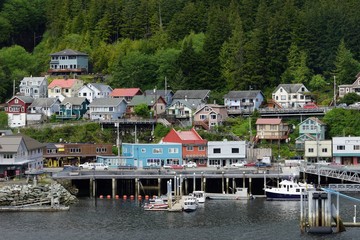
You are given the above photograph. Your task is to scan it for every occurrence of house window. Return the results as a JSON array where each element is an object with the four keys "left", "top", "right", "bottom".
[
  {"left": 281, "top": 95, "right": 286, "bottom": 100},
  {"left": 232, "top": 148, "right": 239, "bottom": 153},
  {"left": 153, "top": 148, "right": 163, "bottom": 154},
  {"left": 199, "top": 146, "right": 205, "bottom": 151},
  {"left": 70, "top": 148, "right": 81, "bottom": 153},
  {"left": 109, "top": 107, "right": 113, "bottom": 112},
  {"left": 15, "top": 99, "right": 18, "bottom": 103},
  {"left": 322, "top": 148, "right": 328, "bottom": 153},
  {"left": 337, "top": 145, "right": 345, "bottom": 150},
  {"left": 213, "top": 148, "right": 221, "bottom": 154},
  {"left": 4, "top": 154, "right": 13, "bottom": 159},
  {"left": 141, "top": 148, "right": 146, "bottom": 153},
  {"left": 270, "top": 125, "right": 277, "bottom": 130},
  {"left": 168, "top": 148, "right": 179, "bottom": 153},
  {"left": 187, "top": 146, "right": 193, "bottom": 151},
  {"left": 308, "top": 148, "right": 314, "bottom": 153},
  {"left": 55, "top": 89, "right": 60, "bottom": 93},
  {"left": 354, "top": 145, "right": 360, "bottom": 150},
  {"left": 210, "top": 114, "right": 216, "bottom": 120},
  {"left": 200, "top": 114, "right": 206, "bottom": 120}
]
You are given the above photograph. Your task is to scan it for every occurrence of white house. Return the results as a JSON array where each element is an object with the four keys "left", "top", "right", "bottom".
[
  {"left": 207, "top": 140, "right": 247, "bottom": 167},
  {"left": 332, "top": 137, "right": 360, "bottom": 165},
  {"left": 272, "top": 84, "right": 312, "bottom": 108},
  {"left": 19, "top": 76, "right": 48, "bottom": 99},
  {"left": 88, "top": 98, "right": 127, "bottom": 120},
  {"left": 223, "top": 90, "right": 265, "bottom": 113},
  {"left": 304, "top": 140, "right": 332, "bottom": 163},
  {"left": 28, "top": 98, "right": 61, "bottom": 117},
  {"left": 77, "top": 83, "right": 113, "bottom": 103}
]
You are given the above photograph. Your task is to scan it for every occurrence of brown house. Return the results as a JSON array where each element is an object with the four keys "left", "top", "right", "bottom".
[
  {"left": 255, "top": 118, "right": 290, "bottom": 142},
  {"left": 193, "top": 104, "right": 228, "bottom": 130}
]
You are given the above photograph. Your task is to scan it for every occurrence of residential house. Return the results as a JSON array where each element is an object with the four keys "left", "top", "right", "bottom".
[
  {"left": 48, "top": 49, "right": 88, "bottom": 75},
  {"left": 113, "top": 142, "right": 183, "bottom": 168},
  {"left": 272, "top": 84, "right": 312, "bottom": 108},
  {"left": 43, "top": 142, "right": 114, "bottom": 167},
  {"left": 162, "top": 128, "right": 207, "bottom": 167},
  {"left": 0, "top": 134, "right": 45, "bottom": 177},
  {"left": 19, "top": 76, "right": 48, "bottom": 98},
  {"left": 207, "top": 140, "right": 247, "bottom": 167},
  {"left": 27, "top": 98, "right": 61, "bottom": 123},
  {"left": 5, "top": 96, "right": 34, "bottom": 128},
  {"left": 144, "top": 89, "right": 174, "bottom": 106},
  {"left": 127, "top": 95, "right": 166, "bottom": 118},
  {"left": 223, "top": 90, "right": 265, "bottom": 114},
  {"left": 48, "top": 78, "right": 84, "bottom": 102},
  {"left": 295, "top": 117, "right": 326, "bottom": 151},
  {"left": 88, "top": 98, "right": 127, "bottom": 121},
  {"left": 338, "top": 73, "right": 360, "bottom": 98},
  {"left": 255, "top": 118, "right": 290, "bottom": 142},
  {"left": 172, "top": 90, "right": 210, "bottom": 103},
  {"left": 166, "top": 99, "right": 201, "bottom": 126},
  {"left": 193, "top": 104, "right": 228, "bottom": 130},
  {"left": 58, "top": 97, "right": 89, "bottom": 120},
  {"left": 77, "top": 83, "right": 113, "bottom": 103},
  {"left": 304, "top": 140, "right": 332, "bottom": 163},
  {"left": 110, "top": 88, "right": 143, "bottom": 102},
  {"left": 332, "top": 137, "right": 360, "bottom": 165}
]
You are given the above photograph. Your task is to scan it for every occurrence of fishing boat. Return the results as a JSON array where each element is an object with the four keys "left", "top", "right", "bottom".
[
  {"left": 182, "top": 196, "right": 198, "bottom": 212},
  {"left": 206, "top": 187, "right": 252, "bottom": 200},
  {"left": 191, "top": 191, "right": 205, "bottom": 203},
  {"left": 265, "top": 179, "right": 315, "bottom": 201},
  {"left": 143, "top": 197, "right": 168, "bottom": 211}
]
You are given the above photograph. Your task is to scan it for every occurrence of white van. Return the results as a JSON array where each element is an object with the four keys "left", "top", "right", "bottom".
[{"left": 91, "top": 163, "right": 109, "bottom": 170}]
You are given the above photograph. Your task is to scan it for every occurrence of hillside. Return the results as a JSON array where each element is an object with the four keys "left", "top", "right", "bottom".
[{"left": 1, "top": 0, "right": 360, "bottom": 105}]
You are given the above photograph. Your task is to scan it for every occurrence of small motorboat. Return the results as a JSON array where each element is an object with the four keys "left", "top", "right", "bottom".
[
  {"left": 206, "top": 188, "right": 251, "bottom": 200},
  {"left": 191, "top": 191, "right": 205, "bottom": 204},
  {"left": 182, "top": 196, "right": 198, "bottom": 212},
  {"left": 265, "top": 179, "right": 315, "bottom": 201},
  {"left": 143, "top": 197, "right": 168, "bottom": 211}
]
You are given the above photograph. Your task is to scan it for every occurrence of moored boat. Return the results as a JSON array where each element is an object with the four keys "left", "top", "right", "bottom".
[
  {"left": 191, "top": 191, "right": 205, "bottom": 203},
  {"left": 182, "top": 196, "right": 198, "bottom": 212},
  {"left": 143, "top": 197, "right": 168, "bottom": 211},
  {"left": 206, "top": 187, "right": 252, "bottom": 200},
  {"left": 265, "top": 179, "right": 315, "bottom": 201}
]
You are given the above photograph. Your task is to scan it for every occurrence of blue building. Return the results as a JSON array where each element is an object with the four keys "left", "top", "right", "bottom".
[
  {"left": 122, "top": 143, "right": 183, "bottom": 168},
  {"left": 49, "top": 49, "right": 89, "bottom": 75}
]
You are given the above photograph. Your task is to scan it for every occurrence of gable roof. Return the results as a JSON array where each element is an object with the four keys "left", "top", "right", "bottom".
[
  {"left": 88, "top": 98, "right": 125, "bottom": 107},
  {"left": 61, "top": 97, "right": 88, "bottom": 105},
  {"left": 110, "top": 88, "right": 142, "bottom": 97},
  {"left": 7, "top": 96, "right": 34, "bottom": 104},
  {"left": 50, "top": 49, "right": 88, "bottom": 56},
  {"left": 162, "top": 128, "right": 207, "bottom": 144},
  {"left": 194, "top": 104, "right": 225, "bottom": 115},
  {"left": 0, "top": 134, "right": 45, "bottom": 152},
  {"left": 128, "top": 95, "right": 165, "bottom": 107},
  {"left": 144, "top": 89, "right": 174, "bottom": 96},
  {"left": 223, "top": 90, "right": 263, "bottom": 99},
  {"left": 273, "top": 84, "right": 307, "bottom": 94},
  {"left": 173, "top": 90, "right": 210, "bottom": 101},
  {"left": 256, "top": 118, "right": 282, "bottom": 125},
  {"left": 29, "top": 98, "right": 60, "bottom": 108},
  {"left": 21, "top": 76, "right": 47, "bottom": 84},
  {"left": 48, "top": 79, "right": 80, "bottom": 89},
  {"left": 299, "top": 117, "right": 325, "bottom": 126},
  {"left": 90, "top": 83, "right": 112, "bottom": 92}
]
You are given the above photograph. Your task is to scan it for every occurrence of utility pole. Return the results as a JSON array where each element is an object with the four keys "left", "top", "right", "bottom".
[{"left": 334, "top": 75, "right": 337, "bottom": 107}]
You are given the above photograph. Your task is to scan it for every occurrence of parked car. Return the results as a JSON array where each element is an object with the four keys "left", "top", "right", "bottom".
[
  {"left": 183, "top": 161, "right": 197, "bottom": 168},
  {"left": 79, "top": 162, "right": 93, "bottom": 170},
  {"left": 349, "top": 102, "right": 360, "bottom": 108},
  {"left": 231, "top": 161, "right": 246, "bottom": 167},
  {"left": 91, "top": 163, "right": 109, "bottom": 170},
  {"left": 303, "top": 102, "right": 318, "bottom": 109},
  {"left": 63, "top": 165, "right": 79, "bottom": 171},
  {"left": 255, "top": 162, "right": 271, "bottom": 168},
  {"left": 244, "top": 162, "right": 256, "bottom": 167}
]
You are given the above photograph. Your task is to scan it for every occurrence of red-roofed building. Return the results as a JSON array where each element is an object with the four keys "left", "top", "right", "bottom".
[
  {"left": 110, "top": 88, "right": 143, "bottom": 102},
  {"left": 48, "top": 78, "right": 84, "bottom": 101},
  {"left": 162, "top": 128, "right": 207, "bottom": 167},
  {"left": 255, "top": 118, "right": 289, "bottom": 142}
]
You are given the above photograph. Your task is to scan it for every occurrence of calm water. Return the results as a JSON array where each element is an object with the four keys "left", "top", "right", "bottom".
[{"left": 1, "top": 197, "right": 360, "bottom": 240}]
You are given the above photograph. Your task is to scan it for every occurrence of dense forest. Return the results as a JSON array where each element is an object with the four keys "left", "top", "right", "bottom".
[{"left": 1, "top": 0, "right": 360, "bottom": 104}]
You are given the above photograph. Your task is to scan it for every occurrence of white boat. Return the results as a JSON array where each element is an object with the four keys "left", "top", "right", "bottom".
[
  {"left": 144, "top": 197, "right": 168, "bottom": 211},
  {"left": 191, "top": 191, "right": 205, "bottom": 203},
  {"left": 265, "top": 179, "right": 315, "bottom": 201},
  {"left": 182, "top": 196, "right": 198, "bottom": 212},
  {"left": 206, "top": 187, "right": 252, "bottom": 200}
]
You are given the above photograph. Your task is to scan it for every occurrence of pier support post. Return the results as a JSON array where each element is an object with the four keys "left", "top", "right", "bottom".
[
  {"left": 158, "top": 178, "right": 161, "bottom": 196},
  {"left": 185, "top": 178, "right": 188, "bottom": 195},
  {"left": 135, "top": 178, "right": 139, "bottom": 199},
  {"left": 193, "top": 173, "right": 196, "bottom": 192},
  {"left": 92, "top": 179, "right": 96, "bottom": 198},
  {"left": 89, "top": 178, "right": 93, "bottom": 198},
  {"left": 249, "top": 177, "right": 252, "bottom": 195},
  {"left": 226, "top": 178, "right": 229, "bottom": 194},
  {"left": 203, "top": 177, "right": 206, "bottom": 192},
  {"left": 232, "top": 178, "right": 235, "bottom": 194},
  {"left": 201, "top": 172, "right": 204, "bottom": 191},
  {"left": 222, "top": 172, "right": 224, "bottom": 193},
  {"left": 243, "top": 172, "right": 245, "bottom": 188},
  {"left": 112, "top": 178, "right": 117, "bottom": 199}
]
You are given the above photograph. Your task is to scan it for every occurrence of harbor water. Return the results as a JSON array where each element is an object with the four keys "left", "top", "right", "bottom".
[{"left": 1, "top": 196, "right": 360, "bottom": 240}]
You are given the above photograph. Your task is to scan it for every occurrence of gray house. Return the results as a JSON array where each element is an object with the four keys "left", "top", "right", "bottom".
[
  {"left": 48, "top": 49, "right": 88, "bottom": 75},
  {"left": 223, "top": 90, "right": 265, "bottom": 114},
  {"left": 28, "top": 98, "right": 61, "bottom": 118},
  {"left": 19, "top": 76, "right": 48, "bottom": 99},
  {"left": 88, "top": 98, "right": 127, "bottom": 121},
  {"left": 172, "top": 90, "right": 210, "bottom": 103}
]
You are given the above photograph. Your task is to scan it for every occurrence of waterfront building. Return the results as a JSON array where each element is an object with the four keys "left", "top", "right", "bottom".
[
  {"left": 0, "top": 134, "right": 45, "bottom": 178},
  {"left": 77, "top": 83, "right": 113, "bottom": 103},
  {"left": 120, "top": 142, "right": 183, "bottom": 168},
  {"left": 223, "top": 90, "right": 265, "bottom": 114},
  {"left": 272, "top": 83, "right": 312, "bottom": 108},
  {"left": 304, "top": 140, "right": 332, "bottom": 163},
  {"left": 48, "top": 78, "right": 84, "bottom": 101},
  {"left": 332, "top": 137, "right": 360, "bottom": 165},
  {"left": 19, "top": 76, "right": 48, "bottom": 99},
  {"left": 207, "top": 140, "right": 247, "bottom": 167},
  {"left": 162, "top": 128, "right": 207, "bottom": 167},
  {"left": 295, "top": 117, "right": 326, "bottom": 151},
  {"left": 48, "top": 49, "right": 88, "bottom": 75},
  {"left": 5, "top": 95, "right": 34, "bottom": 128}
]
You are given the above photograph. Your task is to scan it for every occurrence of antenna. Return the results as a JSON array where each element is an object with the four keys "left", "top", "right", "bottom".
[{"left": 13, "top": 79, "right": 15, "bottom": 96}]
